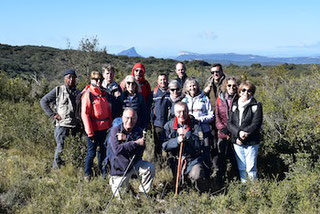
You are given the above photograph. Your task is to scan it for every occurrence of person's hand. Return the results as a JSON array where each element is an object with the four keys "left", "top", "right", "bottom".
[
  {"left": 53, "top": 113, "right": 62, "bottom": 121},
  {"left": 203, "top": 85, "right": 211, "bottom": 94},
  {"left": 236, "top": 138, "right": 243, "bottom": 145},
  {"left": 239, "top": 131, "right": 249, "bottom": 140},
  {"left": 135, "top": 137, "right": 145, "bottom": 146},
  {"left": 114, "top": 91, "right": 121, "bottom": 98},
  {"left": 116, "top": 133, "right": 126, "bottom": 141},
  {"left": 177, "top": 135, "right": 184, "bottom": 144},
  {"left": 89, "top": 136, "right": 95, "bottom": 143},
  {"left": 177, "top": 126, "right": 188, "bottom": 136}
]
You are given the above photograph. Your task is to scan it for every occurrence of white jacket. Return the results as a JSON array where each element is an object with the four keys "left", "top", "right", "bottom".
[{"left": 182, "top": 92, "right": 214, "bottom": 133}]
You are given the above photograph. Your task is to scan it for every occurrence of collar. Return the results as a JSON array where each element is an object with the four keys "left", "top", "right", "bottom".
[{"left": 173, "top": 116, "right": 191, "bottom": 131}]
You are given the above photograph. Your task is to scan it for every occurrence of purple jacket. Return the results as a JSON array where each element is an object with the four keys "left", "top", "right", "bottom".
[
  {"left": 109, "top": 124, "right": 144, "bottom": 176},
  {"left": 215, "top": 92, "right": 237, "bottom": 139}
]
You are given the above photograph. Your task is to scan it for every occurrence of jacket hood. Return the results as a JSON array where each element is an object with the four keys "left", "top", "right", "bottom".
[{"left": 131, "top": 63, "right": 146, "bottom": 83}]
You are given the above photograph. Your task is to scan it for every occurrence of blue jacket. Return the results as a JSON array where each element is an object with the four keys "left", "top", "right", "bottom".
[
  {"left": 109, "top": 124, "right": 144, "bottom": 176},
  {"left": 151, "top": 87, "right": 171, "bottom": 128},
  {"left": 162, "top": 117, "right": 209, "bottom": 174}
]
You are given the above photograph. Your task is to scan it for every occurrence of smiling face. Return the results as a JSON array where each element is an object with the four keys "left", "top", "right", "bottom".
[
  {"left": 125, "top": 76, "right": 137, "bottom": 94},
  {"left": 176, "top": 63, "right": 186, "bottom": 79},
  {"left": 239, "top": 85, "right": 253, "bottom": 101},
  {"left": 122, "top": 108, "right": 137, "bottom": 131},
  {"left": 226, "top": 80, "right": 237, "bottom": 96},
  {"left": 157, "top": 75, "right": 168, "bottom": 89},
  {"left": 210, "top": 66, "right": 222, "bottom": 82},
  {"left": 169, "top": 86, "right": 181, "bottom": 99},
  {"left": 187, "top": 81, "right": 198, "bottom": 97},
  {"left": 174, "top": 103, "right": 188, "bottom": 125}
]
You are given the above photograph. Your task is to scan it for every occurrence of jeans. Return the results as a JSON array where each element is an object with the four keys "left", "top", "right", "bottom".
[
  {"left": 233, "top": 144, "right": 259, "bottom": 183},
  {"left": 53, "top": 126, "right": 77, "bottom": 169},
  {"left": 85, "top": 130, "right": 107, "bottom": 177},
  {"left": 109, "top": 160, "right": 155, "bottom": 199}
]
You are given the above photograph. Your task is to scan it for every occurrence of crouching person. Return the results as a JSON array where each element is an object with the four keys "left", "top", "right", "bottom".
[
  {"left": 109, "top": 108, "right": 155, "bottom": 199},
  {"left": 162, "top": 102, "right": 210, "bottom": 193}
]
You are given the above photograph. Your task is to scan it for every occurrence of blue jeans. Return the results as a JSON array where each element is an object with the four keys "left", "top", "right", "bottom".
[
  {"left": 53, "top": 126, "right": 77, "bottom": 169},
  {"left": 233, "top": 144, "right": 259, "bottom": 183},
  {"left": 85, "top": 130, "right": 107, "bottom": 177}
]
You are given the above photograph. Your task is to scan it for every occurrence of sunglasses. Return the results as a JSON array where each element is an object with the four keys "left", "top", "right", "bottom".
[
  {"left": 135, "top": 69, "right": 143, "bottom": 72},
  {"left": 211, "top": 70, "right": 221, "bottom": 74},
  {"left": 170, "top": 88, "right": 180, "bottom": 92},
  {"left": 227, "top": 84, "right": 237, "bottom": 88},
  {"left": 126, "top": 82, "right": 135, "bottom": 85},
  {"left": 241, "top": 88, "right": 253, "bottom": 94},
  {"left": 92, "top": 78, "right": 102, "bottom": 82}
]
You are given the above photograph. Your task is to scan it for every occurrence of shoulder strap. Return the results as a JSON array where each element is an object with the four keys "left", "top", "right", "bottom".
[{"left": 55, "top": 86, "right": 61, "bottom": 107}]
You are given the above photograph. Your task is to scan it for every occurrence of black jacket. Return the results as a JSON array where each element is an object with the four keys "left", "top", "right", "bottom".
[
  {"left": 227, "top": 97, "right": 263, "bottom": 145},
  {"left": 120, "top": 91, "right": 147, "bottom": 129}
]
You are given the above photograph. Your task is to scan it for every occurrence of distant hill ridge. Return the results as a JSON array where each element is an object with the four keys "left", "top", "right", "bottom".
[{"left": 176, "top": 51, "right": 320, "bottom": 65}]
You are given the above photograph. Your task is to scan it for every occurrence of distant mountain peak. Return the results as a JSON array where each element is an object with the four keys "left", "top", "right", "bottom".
[{"left": 118, "top": 47, "right": 142, "bottom": 57}]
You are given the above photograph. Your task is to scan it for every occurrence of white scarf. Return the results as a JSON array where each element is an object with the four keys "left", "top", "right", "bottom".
[{"left": 238, "top": 97, "right": 252, "bottom": 126}]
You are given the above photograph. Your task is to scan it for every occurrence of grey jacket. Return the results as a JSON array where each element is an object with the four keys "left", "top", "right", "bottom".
[{"left": 40, "top": 85, "right": 80, "bottom": 127}]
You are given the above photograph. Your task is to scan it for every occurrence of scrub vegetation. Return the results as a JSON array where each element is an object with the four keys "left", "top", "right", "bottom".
[{"left": 0, "top": 40, "right": 319, "bottom": 213}]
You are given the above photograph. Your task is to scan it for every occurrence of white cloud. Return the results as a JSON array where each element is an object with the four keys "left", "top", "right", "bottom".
[{"left": 197, "top": 31, "right": 218, "bottom": 40}]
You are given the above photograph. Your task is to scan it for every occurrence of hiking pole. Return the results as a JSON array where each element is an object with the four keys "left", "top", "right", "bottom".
[
  {"left": 131, "top": 129, "right": 149, "bottom": 198},
  {"left": 175, "top": 140, "right": 184, "bottom": 196},
  {"left": 105, "top": 154, "right": 136, "bottom": 211}
]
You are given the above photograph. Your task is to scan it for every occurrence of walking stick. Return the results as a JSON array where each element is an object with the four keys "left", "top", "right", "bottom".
[{"left": 175, "top": 141, "right": 184, "bottom": 196}]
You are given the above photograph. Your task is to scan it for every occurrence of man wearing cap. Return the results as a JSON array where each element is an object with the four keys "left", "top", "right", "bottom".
[{"left": 40, "top": 69, "right": 81, "bottom": 169}]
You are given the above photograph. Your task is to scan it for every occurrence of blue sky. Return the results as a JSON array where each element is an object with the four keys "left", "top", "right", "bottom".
[{"left": 1, "top": 0, "right": 319, "bottom": 57}]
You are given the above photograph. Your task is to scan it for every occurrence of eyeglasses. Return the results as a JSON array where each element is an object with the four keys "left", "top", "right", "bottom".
[
  {"left": 135, "top": 69, "right": 143, "bottom": 72},
  {"left": 241, "top": 88, "right": 253, "bottom": 94},
  {"left": 170, "top": 88, "right": 180, "bottom": 92},
  {"left": 126, "top": 82, "right": 135, "bottom": 85},
  {"left": 227, "top": 84, "right": 237, "bottom": 88}
]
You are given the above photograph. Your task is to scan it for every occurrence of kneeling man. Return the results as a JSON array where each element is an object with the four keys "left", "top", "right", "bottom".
[
  {"left": 163, "top": 102, "right": 210, "bottom": 193},
  {"left": 109, "top": 108, "right": 155, "bottom": 198}
]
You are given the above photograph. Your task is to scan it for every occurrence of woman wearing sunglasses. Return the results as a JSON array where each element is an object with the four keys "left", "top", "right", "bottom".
[
  {"left": 119, "top": 75, "right": 147, "bottom": 130},
  {"left": 215, "top": 77, "right": 240, "bottom": 186},
  {"left": 81, "top": 71, "right": 113, "bottom": 179},
  {"left": 227, "top": 80, "right": 263, "bottom": 183}
]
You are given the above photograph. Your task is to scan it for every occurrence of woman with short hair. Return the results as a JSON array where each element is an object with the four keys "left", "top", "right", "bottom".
[
  {"left": 182, "top": 77, "right": 214, "bottom": 168},
  {"left": 119, "top": 75, "right": 147, "bottom": 129},
  {"left": 227, "top": 80, "right": 263, "bottom": 183}
]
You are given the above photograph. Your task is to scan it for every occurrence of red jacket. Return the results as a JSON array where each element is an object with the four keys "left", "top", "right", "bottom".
[
  {"left": 215, "top": 92, "right": 237, "bottom": 139},
  {"left": 81, "top": 85, "right": 112, "bottom": 137}
]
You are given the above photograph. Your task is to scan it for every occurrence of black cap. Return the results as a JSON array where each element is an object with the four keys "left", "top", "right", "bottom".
[{"left": 64, "top": 69, "right": 77, "bottom": 77}]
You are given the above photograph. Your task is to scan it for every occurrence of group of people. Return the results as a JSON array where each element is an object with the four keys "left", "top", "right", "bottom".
[{"left": 40, "top": 62, "right": 263, "bottom": 198}]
